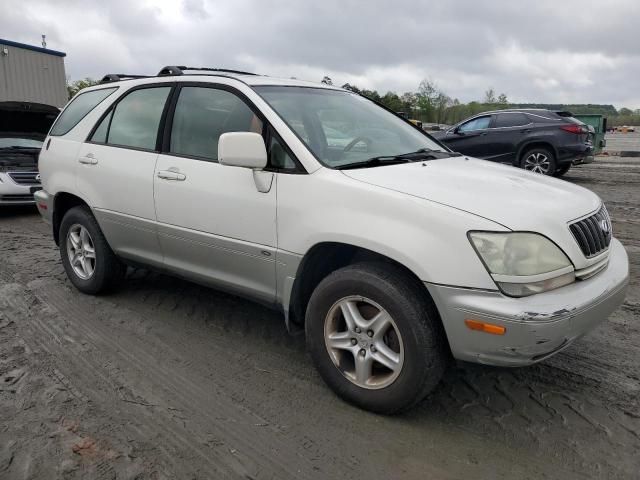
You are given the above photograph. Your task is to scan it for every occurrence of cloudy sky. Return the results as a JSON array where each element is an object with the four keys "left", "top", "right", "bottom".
[{"left": 3, "top": 0, "right": 639, "bottom": 108}]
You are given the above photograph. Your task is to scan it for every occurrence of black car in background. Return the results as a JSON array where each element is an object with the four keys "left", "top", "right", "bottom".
[{"left": 431, "top": 109, "right": 593, "bottom": 176}]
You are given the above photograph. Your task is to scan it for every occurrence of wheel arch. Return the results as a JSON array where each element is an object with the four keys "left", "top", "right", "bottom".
[
  {"left": 286, "top": 241, "right": 441, "bottom": 334},
  {"left": 52, "top": 192, "right": 90, "bottom": 245},
  {"left": 516, "top": 141, "right": 558, "bottom": 165}
]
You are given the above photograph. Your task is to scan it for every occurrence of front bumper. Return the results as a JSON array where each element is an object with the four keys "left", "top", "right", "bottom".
[
  {"left": 0, "top": 172, "right": 38, "bottom": 205},
  {"left": 427, "top": 238, "right": 629, "bottom": 366}
]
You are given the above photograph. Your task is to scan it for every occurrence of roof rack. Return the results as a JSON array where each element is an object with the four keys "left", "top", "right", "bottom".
[
  {"left": 99, "top": 66, "right": 259, "bottom": 85},
  {"left": 157, "top": 65, "right": 258, "bottom": 77},
  {"left": 100, "top": 73, "right": 150, "bottom": 84}
]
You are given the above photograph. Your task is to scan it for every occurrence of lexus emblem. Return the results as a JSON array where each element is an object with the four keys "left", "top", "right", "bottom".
[{"left": 600, "top": 219, "right": 610, "bottom": 234}]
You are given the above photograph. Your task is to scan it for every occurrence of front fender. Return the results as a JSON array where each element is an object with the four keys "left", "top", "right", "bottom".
[{"left": 276, "top": 168, "right": 506, "bottom": 290}]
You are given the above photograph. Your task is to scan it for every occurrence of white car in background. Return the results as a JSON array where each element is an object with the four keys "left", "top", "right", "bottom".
[
  {"left": 0, "top": 101, "right": 58, "bottom": 205},
  {"left": 34, "top": 67, "right": 629, "bottom": 413}
]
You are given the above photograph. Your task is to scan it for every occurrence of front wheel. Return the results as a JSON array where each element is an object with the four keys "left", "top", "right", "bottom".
[
  {"left": 521, "top": 147, "right": 556, "bottom": 175},
  {"left": 305, "top": 263, "right": 448, "bottom": 414}
]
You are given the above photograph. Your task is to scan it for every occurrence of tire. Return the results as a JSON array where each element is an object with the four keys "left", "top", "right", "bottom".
[
  {"left": 554, "top": 164, "right": 571, "bottom": 177},
  {"left": 520, "top": 147, "right": 556, "bottom": 175},
  {"left": 305, "top": 262, "right": 448, "bottom": 414},
  {"left": 59, "top": 206, "right": 125, "bottom": 294}
]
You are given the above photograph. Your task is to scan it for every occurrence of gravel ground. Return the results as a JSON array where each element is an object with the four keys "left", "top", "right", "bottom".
[{"left": 0, "top": 157, "right": 638, "bottom": 479}]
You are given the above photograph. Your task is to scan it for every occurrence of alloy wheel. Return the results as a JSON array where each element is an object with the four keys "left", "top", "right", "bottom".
[
  {"left": 66, "top": 224, "right": 96, "bottom": 280},
  {"left": 524, "top": 152, "right": 551, "bottom": 174},
  {"left": 324, "top": 296, "right": 404, "bottom": 389}
]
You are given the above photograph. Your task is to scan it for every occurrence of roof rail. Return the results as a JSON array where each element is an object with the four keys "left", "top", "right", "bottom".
[
  {"left": 157, "top": 65, "right": 258, "bottom": 77},
  {"left": 100, "top": 74, "right": 150, "bottom": 84}
]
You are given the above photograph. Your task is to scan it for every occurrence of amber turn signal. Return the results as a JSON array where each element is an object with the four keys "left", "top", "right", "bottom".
[{"left": 464, "top": 319, "right": 506, "bottom": 335}]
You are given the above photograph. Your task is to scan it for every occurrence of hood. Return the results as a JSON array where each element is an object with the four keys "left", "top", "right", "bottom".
[
  {"left": 341, "top": 157, "right": 601, "bottom": 231},
  {"left": 0, "top": 101, "right": 59, "bottom": 138}
]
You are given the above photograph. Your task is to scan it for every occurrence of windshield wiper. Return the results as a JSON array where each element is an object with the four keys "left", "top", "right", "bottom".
[
  {"left": 335, "top": 149, "right": 462, "bottom": 170},
  {"left": 396, "top": 148, "right": 462, "bottom": 159},
  {"left": 335, "top": 156, "right": 413, "bottom": 170}
]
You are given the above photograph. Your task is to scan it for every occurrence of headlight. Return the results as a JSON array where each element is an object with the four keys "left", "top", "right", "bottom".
[{"left": 469, "top": 232, "right": 575, "bottom": 297}]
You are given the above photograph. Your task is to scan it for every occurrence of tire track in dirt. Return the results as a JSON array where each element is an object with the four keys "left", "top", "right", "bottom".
[
  {"left": 17, "top": 275, "right": 353, "bottom": 480},
  {"left": 0, "top": 282, "right": 155, "bottom": 479},
  {"left": 0, "top": 221, "right": 344, "bottom": 478},
  {"left": 0, "top": 282, "right": 177, "bottom": 478}
]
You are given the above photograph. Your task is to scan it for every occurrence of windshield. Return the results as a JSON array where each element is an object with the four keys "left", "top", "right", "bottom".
[
  {"left": 254, "top": 86, "right": 446, "bottom": 168},
  {"left": 0, "top": 138, "right": 43, "bottom": 149}
]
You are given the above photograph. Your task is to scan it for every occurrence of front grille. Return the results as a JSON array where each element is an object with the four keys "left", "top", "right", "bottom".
[
  {"left": 569, "top": 205, "right": 612, "bottom": 258},
  {"left": 0, "top": 194, "right": 35, "bottom": 202},
  {"left": 8, "top": 171, "right": 40, "bottom": 185}
]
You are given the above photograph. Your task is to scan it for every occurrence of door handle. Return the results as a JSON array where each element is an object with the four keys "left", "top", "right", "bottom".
[
  {"left": 79, "top": 154, "right": 98, "bottom": 165},
  {"left": 157, "top": 170, "right": 186, "bottom": 181}
]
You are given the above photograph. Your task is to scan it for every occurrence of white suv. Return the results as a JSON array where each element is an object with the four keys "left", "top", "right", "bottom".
[{"left": 35, "top": 67, "right": 629, "bottom": 413}]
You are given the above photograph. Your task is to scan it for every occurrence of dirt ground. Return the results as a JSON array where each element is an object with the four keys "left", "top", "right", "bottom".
[{"left": 1, "top": 157, "right": 638, "bottom": 480}]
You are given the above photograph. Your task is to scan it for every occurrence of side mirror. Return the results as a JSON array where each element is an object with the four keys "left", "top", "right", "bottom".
[
  {"left": 218, "top": 132, "right": 267, "bottom": 169},
  {"left": 453, "top": 127, "right": 464, "bottom": 136}
]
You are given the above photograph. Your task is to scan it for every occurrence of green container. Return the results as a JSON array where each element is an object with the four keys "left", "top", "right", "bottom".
[{"left": 574, "top": 114, "right": 607, "bottom": 154}]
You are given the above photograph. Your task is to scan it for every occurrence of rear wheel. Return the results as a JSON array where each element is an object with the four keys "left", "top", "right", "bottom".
[
  {"left": 59, "top": 206, "right": 125, "bottom": 294},
  {"left": 554, "top": 164, "right": 571, "bottom": 177},
  {"left": 305, "top": 262, "right": 448, "bottom": 414},
  {"left": 521, "top": 147, "right": 556, "bottom": 175}
]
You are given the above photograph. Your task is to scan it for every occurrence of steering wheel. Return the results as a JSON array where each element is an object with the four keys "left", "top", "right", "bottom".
[{"left": 344, "top": 136, "right": 373, "bottom": 152}]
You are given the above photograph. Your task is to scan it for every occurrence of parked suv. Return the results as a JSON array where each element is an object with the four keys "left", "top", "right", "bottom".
[
  {"left": 34, "top": 67, "right": 629, "bottom": 413},
  {"left": 0, "top": 101, "right": 58, "bottom": 205},
  {"left": 432, "top": 109, "right": 594, "bottom": 176}
]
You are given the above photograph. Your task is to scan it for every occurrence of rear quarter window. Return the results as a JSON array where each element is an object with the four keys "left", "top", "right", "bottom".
[
  {"left": 530, "top": 111, "right": 577, "bottom": 123},
  {"left": 494, "top": 112, "right": 530, "bottom": 128},
  {"left": 50, "top": 87, "right": 118, "bottom": 136}
]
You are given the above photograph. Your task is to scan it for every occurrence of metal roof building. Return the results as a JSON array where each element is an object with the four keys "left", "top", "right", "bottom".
[{"left": 0, "top": 38, "right": 68, "bottom": 108}]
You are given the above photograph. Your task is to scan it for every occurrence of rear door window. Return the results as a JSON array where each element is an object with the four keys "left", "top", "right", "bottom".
[
  {"left": 494, "top": 113, "right": 530, "bottom": 128},
  {"left": 96, "top": 87, "right": 171, "bottom": 150},
  {"left": 50, "top": 87, "right": 117, "bottom": 136}
]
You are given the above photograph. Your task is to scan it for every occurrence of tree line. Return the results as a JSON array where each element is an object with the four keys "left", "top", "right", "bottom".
[
  {"left": 322, "top": 76, "right": 639, "bottom": 126},
  {"left": 340, "top": 79, "right": 511, "bottom": 125}
]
